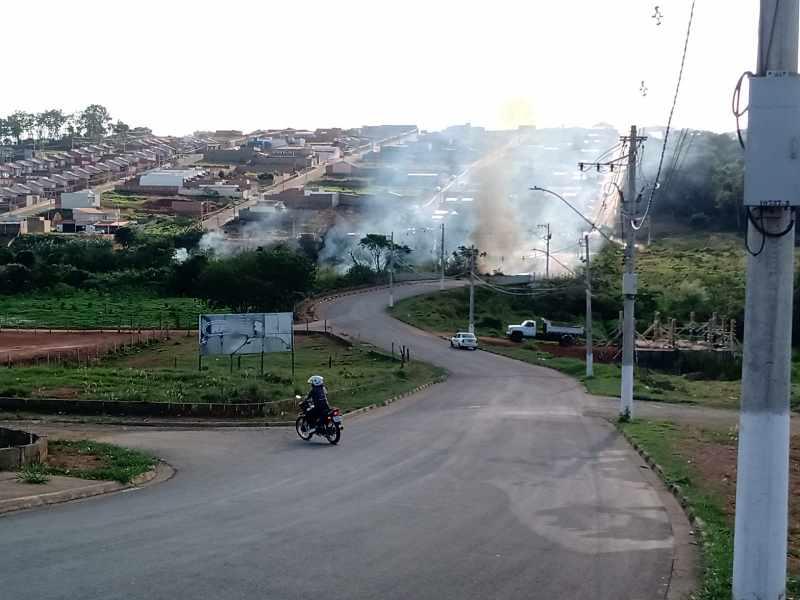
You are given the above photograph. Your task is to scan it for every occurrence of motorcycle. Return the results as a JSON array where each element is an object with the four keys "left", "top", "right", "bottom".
[{"left": 295, "top": 395, "right": 342, "bottom": 445}]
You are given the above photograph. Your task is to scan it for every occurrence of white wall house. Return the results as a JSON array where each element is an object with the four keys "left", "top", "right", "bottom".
[
  {"left": 311, "top": 145, "right": 341, "bottom": 163},
  {"left": 60, "top": 190, "right": 99, "bottom": 210},
  {"left": 139, "top": 169, "right": 202, "bottom": 188},
  {"left": 73, "top": 207, "right": 120, "bottom": 227}
]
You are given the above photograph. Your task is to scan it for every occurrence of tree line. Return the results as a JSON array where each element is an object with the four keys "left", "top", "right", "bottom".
[
  {"left": 647, "top": 130, "right": 743, "bottom": 232},
  {"left": 0, "top": 104, "right": 149, "bottom": 145}
]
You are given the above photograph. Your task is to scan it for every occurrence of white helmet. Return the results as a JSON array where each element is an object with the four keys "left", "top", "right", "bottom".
[{"left": 308, "top": 375, "right": 324, "bottom": 387}]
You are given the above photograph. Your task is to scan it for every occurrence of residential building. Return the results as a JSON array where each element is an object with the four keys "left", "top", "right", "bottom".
[
  {"left": 73, "top": 207, "right": 120, "bottom": 227},
  {"left": 171, "top": 200, "right": 210, "bottom": 217},
  {"left": 311, "top": 145, "right": 341, "bottom": 163},
  {"left": 60, "top": 190, "right": 99, "bottom": 210}
]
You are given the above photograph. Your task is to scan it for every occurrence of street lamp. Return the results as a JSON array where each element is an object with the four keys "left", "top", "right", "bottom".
[
  {"left": 529, "top": 186, "right": 616, "bottom": 245},
  {"left": 530, "top": 185, "right": 619, "bottom": 380}
]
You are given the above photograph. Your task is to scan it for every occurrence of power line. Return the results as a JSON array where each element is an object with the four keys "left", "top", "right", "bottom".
[{"left": 632, "top": 0, "right": 697, "bottom": 231}]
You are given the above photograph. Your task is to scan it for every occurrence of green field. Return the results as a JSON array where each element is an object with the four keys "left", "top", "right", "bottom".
[
  {"left": 0, "top": 333, "right": 444, "bottom": 411},
  {"left": 0, "top": 290, "right": 210, "bottom": 329},
  {"left": 483, "top": 342, "right": 747, "bottom": 407},
  {"left": 389, "top": 285, "right": 601, "bottom": 338},
  {"left": 390, "top": 290, "right": 800, "bottom": 410}
]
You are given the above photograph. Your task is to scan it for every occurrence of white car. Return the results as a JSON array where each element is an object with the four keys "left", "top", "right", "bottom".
[{"left": 450, "top": 332, "right": 478, "bottom": 350}]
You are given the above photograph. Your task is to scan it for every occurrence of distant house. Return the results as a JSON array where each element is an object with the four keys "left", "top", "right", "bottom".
[
  {"left": 326, "top": 160, "right": 361, "bottom": 176},
  {"left": 179, "top": 183, "right": 248, "bottom": 200},
  {"left": 16, "top": 160, "right": 35, "bottom": 176},
  {"left": 1, "top": 185, "right": 37, "bottom": 210},
  {"left": 171, "top": 200, "right": 210, "bottom": 217},
  {"left": 29, "top": 158, "right": 48, "bottom": 174},
  {"left": 311, "top": 145, "right": 341, "bottom": 163},
  {"left": 73, "top": 207, "right": 119, "bottom": 227},
  {"left": 3, "top": 163, "right": 23, "bottom": 178},
  {"left": 70, "top": 167, "right": 93, "bottom": 188},
  {"left": 269, "top": 187, "right": 338, "bottom": 210},
  {"left": 83, "top": 165, "right": 108, "bottom": 185},
  {"left": 49, "top": 174, "right": 72, "bottom": 193},
  {"left": 0, "top": 166, "right": 14, "bottom": 185},
  {"left": 60, "top": 189, "right": 99, "bottom": 210},
  {"left": 34, "top": 178, "right": 59, "bottom": 197}
]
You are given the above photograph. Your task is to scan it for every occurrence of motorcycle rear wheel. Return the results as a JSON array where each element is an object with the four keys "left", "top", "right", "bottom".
[
  {"left": 325, "top": 423, "right": 341, "bottom": 445},
  {"left": 295, "top": 416, "right": 313, "bottom": 441}
]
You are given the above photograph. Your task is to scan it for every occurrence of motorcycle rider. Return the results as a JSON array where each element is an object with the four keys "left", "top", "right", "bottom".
[{"left": 305, "top": 375, "right": 330, "bottom": 432}]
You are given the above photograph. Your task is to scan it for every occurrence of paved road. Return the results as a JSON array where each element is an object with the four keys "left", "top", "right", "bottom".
[{"left": 0, "top": 283, "right": 681, "bottom": 599}]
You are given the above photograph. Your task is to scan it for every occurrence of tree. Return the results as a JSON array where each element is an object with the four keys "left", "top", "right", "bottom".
[
  {"left": 78, "top": 104, "right": 112, "bottom": 140},
  {"left": 0, "top": 247, "right": 13, "bottom": 265},
  {"left": 112, "top": 120, "right": 130, "bottom": 136},
  {"left": 64, "top": 113, "right": 81, "bottom": 138},
  {"left": 447, "top": 245, "right": 485, "bottom": 275},
  {"left": 14, "top": 250, "right": 36, "bottom": 269},
  {"left": 0, "top": 264, "right": 32, "bottom": 292},
  {"left": 0, "top": 118, "right": 10, "bottom": 144},
  {"left": 113, "top": 226, "right": 136, "bottom": 248},
  {"left": 194, "top": 246, "right": 316, "bottom": 312},
  {"left": 169, "top": 254, "right": 209, "bottom": 295},
  {"left": 41, "top": 109, "right": 67, "bottom": 140},
  {"left": 34, "top": 112, "right": 49, "bottom": 142},
  {"left": 351, "top": 234, "right": 411, "bottom": 272},
  {"left": 6, "top": 111, "right": 34, "bottom": 144}
]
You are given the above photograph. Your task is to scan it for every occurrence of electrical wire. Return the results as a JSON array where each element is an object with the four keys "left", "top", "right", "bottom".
[
  {"left": 743, "top": 207, "right": 796, "bottom": 256},
  {"left": 632, "top": 0, "right": 697, "bottom": 231},
  {"left": 732, "top": 71, "right": 754, "bottom": 150},
  {"left": 472, "top": 274, "right": 583, "bottom": 297}
]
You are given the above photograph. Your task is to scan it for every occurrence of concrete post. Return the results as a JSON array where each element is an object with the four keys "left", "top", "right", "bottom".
[
  {"left": 620, "top": 125, "right": 638, "bottom": 419},
  {"left": 468, "top": 246, "right": 475, "bottom": 334},
  {"left": 584, "top": 233, "right": 593, "bottom": 377},
  {"left": 733, "top": 1, "right": 799, "bottom": 598}
]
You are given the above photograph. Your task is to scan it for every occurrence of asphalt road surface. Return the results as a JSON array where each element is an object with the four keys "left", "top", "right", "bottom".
[{"left": 0, "top": 283, "right": 679, "bottom": 599}]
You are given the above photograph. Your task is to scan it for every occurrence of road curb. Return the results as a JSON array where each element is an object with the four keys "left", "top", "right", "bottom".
[
  {"left": 615, "top": 424, "right": 704, "bottom": 599},
  {"left": 0, "top": 461, "right": 173, "bottom": 516},
  {"left": 341, "top": 376, "right": 448, "bottom": 418},
  {"left": 0, "top": 376, "right": 449, "bottom": 429}
]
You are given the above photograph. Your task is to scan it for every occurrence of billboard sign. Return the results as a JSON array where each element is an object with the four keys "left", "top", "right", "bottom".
[{"left": 199, "top": 312, "right": 293, "bottom": 356}]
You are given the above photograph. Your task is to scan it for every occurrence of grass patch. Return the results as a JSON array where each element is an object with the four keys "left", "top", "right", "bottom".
[
  {"left": 620, "top": 421, "right": 733, "bottom": 599},
  {"left": 0, "top": 333, "right": 445, "bottom": 413},
  {"left": 0, "top": 290, "right": 211, "bottom": 329},
  {"left": 45, "top": 440, "right": 156, "bottom": 484},
  {"left": 620, "top": 420, "right": 800, "bottom": 599},
  {"left": 16, "top": 464, "right": 51, "bottom": 484},
  {"left": 484, "top": 342, "right": 744, "bottom": 407}
]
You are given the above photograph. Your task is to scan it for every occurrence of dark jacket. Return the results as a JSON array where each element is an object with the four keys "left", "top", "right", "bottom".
[{"left": 306, "top": 385, "right": 330, "bottom": 412}]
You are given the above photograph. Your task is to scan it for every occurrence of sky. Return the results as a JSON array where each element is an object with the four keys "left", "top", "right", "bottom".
[{"left": 3, "top": 0, "right": 762, "bottom": 136}]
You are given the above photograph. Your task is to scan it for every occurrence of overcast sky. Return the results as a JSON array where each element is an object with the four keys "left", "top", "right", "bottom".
[{"left": 4, "top": 0, "right": 762, "bottom": 135}]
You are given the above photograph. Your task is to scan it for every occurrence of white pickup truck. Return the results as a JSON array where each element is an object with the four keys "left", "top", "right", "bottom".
[{"left": 506, "top": 319, "right": 584, "bottom": 345}]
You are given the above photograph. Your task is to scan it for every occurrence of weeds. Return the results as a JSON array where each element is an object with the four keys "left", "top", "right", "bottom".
[{"left": 16, "top": 464, "right": 50, "bottom": 484}]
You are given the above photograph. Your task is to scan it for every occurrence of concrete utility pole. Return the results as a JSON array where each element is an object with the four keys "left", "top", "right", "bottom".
[
  {"left": 468, "top": 245, "right": 475, "bottom": 334},
  {"left": 440, "top": 222, "right": 446, "bottom": 291},
  {"left": 733, "top": 2, "right": 799, "bottom": 598},
  {"left": 584, "top": 233, "right": 593, "bottom": 378},
  {"left": 620, "top": 125, "right": 643, "bottom": 420},
  {"left": 538, "top": 223, "right": 551, "bottom": 278},
  {"left": 388, "top": 231, "right": 395, "bottom": 308}
]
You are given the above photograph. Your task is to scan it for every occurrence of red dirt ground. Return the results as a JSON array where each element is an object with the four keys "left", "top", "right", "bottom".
[
  {"left": 0, "top": 330, "right": 160, "bottom": 366},
  {"left": 678, "top": 427, "right": 800, "bottom": 572}
]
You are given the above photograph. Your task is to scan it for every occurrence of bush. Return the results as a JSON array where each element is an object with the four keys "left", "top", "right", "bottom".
[
  {"left": 689, "top": 212, "right": 711, "bottom": 229},
  {"left": 17, "top": 464, "right": 50, "bottom": 484}
]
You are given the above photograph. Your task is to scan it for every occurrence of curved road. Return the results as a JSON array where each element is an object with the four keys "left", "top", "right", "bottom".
[{"left": 0, "top": 283, "right": 684, "bottom": 599}]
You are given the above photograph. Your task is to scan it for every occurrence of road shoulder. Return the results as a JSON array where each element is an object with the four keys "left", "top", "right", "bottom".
[{"left": 0, "top": 460, "right": 173, "bottom": 516}]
